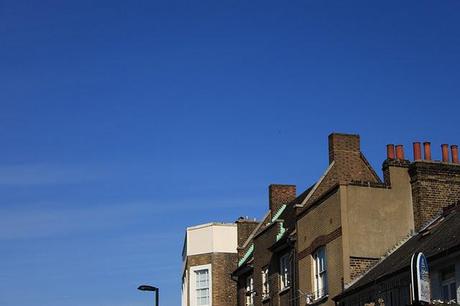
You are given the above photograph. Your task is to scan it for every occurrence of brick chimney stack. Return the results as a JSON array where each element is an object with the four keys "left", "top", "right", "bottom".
[
  {"left": 235, "top": 218, "right": 259, "bottom": 251},
  {"left": 409, "top": 140, "right": 460, "bottom": 231},
  {"left": 328, "top": 133, "right": 360, "bottom": 164},
  {"left": 269, "top": 184, "right": 296, "bottom": 213}
]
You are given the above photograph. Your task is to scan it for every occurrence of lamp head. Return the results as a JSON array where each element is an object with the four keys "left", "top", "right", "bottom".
[{"left": 138, "top": 285, "right": 158, "bottom": 292}]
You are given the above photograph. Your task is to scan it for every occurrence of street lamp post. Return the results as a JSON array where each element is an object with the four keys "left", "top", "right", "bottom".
[{"left": 138, "top": 285, "right": 159, "bottom": 306}]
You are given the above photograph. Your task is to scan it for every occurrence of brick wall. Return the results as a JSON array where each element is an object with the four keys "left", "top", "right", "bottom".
[
  {"left": 253, "top": 223, "right": 278, "bottom": 306},
  {"left": 409, "top": 161, "right": 460, "bottom": 231},
  {"left": 328, "top": 133, "right": 380, "bottom": 184},
  {"left": 237, "top": 271, "right": 251, "bottom": 306},
  {"left": 349, "top": 256, "right": 379, "bottom": 280},
  {"left": 187, "top": 254, "right": 212, "bottom": 306},
  {"left": 213, "top": 253, "right": 238, "bottom": 306},
  {"left": 186, "top": 252, "right": 237, "bottom": 306},
  {"left": 236, "top": 219, "right": 259, "bottom": 256}
]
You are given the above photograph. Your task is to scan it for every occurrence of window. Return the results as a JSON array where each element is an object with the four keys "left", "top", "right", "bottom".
[
  {"left": 245, "top": 276, "right": 254, "bottom": 306},
  {"left": 440, "top": 266, "right": 457, "bottom": 302},
  {"left": 189, "top": 264, "right": 212, "bottom": 306},
  {"left": 313, "top": 246, "right": 327, "bottom": 299},
  {"left": 262, "top": 267, "right": 270, "bottom": 299},
  {"left": 195, "top": 269, "right": 210, "bottom": 306},
  {"left": 279, "top": 253, "right": 291, "bottom": 290}
]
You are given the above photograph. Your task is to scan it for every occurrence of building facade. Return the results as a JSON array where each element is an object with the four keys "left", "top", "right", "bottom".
[
  {"left": 294, "top": 134, "right": 460, "bottom": 306},
  {"left": 233, "top": 184, "right": 304, "bottom": 306},
  {"left": 181, "top": 133, "right": 460, "bottom": 306},
  {"left": 295, "top": 134, "right": 417, "bottom": 306}
]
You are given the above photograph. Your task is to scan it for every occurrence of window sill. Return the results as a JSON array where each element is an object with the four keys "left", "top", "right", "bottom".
[
  {"left": 309, "top": 294, "right": 328, "bottom": 305},
  {"left": 278, "top": 286, "right": 291, "bottom": 295},
  {"left": 262, "top": 296, "right": 271, "bottom": 303}
]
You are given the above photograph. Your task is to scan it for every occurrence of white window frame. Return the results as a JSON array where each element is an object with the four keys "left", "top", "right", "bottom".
[
  {"left": 189, "top": 264, "right": 212, "bottom": 306},
  {"left": 279, "top": 253, "right": 291, "bottom": 290},
  {"left": 195, "top": 269, "right": 210, "bottom": 306},
  {"left": 245, "top": 275, "right": 255, "bottom": 306},
  {"left": 262, "top": 266, "right": 270, "bottom": 299},
  {"left": 312, "top": 246, "right": 328, "bottom": 299}
]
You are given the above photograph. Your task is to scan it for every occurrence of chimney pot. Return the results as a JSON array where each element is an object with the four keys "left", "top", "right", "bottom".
[
  {"left": 441, "top": 144, "right": 449, "bottom": 162},
  {"left": 413, "top": 142, "right": 422, "bottom": 160},
  {"left": 386, "top": 144, "right": 395, "bottom": 159},
  {"left": 395, "top": 145, "right": 405, "bottom": 160},
  {"left": 451, "top": 145, "right": 459, "bottom": 164},
  {"left": 423, "top": 142, "right": 431, "bottom": 161}
]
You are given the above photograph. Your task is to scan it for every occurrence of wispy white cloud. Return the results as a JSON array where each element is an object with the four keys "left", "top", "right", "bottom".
[
  {"left": 0, "top": 196, "right": 258, "bottom": 240},
  {"left": 0, "top": 163, "right": 108, "bottom": 185},
  {"left": 0, "top": 202, "right": 154, "bottom": 239}
]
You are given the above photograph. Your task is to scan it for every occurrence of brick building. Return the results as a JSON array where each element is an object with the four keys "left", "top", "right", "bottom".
[
  {"left": 295, "top": 134, "right": 460, "bottom": 306},
  {"left": 181, "top": 223, "right": 239, "bottom": 306},
  {"left": 232, "top": 184, "right": 306, "bottom": 306},
  {"left": 182, "top": 133, "right": 460, "bottom": 306}
]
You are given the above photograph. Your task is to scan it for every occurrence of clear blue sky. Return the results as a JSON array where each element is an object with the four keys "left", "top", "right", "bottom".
[{"left": 1, "top": 1, "right": 459, "bottom": 305}]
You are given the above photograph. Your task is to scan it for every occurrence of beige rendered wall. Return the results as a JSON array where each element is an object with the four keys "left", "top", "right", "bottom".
[
  {"left": 344, "top": 166, "right": 414, "bottom": 257},
  {"left": 340, "top": 166, "right": 414, "bottom": 285},
  {"left": 186, "top": 223, "right": 238, "bottom": 257},
  {"left": 297, "top": 191, "right": 343, "bottom": 306},
  {"left": 298, "top": 237, "right": 343, "bottom": 306},
  {"left": 212, "top": 225, "right": 238, "bottom": 254}
]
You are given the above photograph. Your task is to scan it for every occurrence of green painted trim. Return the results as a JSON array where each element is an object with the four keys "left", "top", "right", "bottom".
[
  {"left": 238, "top": 244, "right": 254, "bottom": 267},
  {"left": 271, "top": 204, "right": 287, "bottom": 222},
  {"left": 276, "top": 222, "right": 286, "bottom": 241}
]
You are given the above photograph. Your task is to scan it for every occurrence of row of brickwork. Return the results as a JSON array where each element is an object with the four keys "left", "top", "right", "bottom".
[
  {"left": 409, "top": 161, "right": 460, "bottom": 231},
  {"left": 349, "top": 257, "right": 380, "bottom": 280}
]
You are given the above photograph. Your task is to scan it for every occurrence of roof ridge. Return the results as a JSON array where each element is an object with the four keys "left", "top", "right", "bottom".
[
  {"left": 298, "top": 161, "right": 335, "bottom": 208},
  {"left": 359, "top": 152, "right": 383, "bottom": 183}
]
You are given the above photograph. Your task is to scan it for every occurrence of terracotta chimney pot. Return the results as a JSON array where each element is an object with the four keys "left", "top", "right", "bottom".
[
  {"left": 423, "top": 142, "right": 431, "bottom": 161},
  {"left": 451, "top": 145, "right": 459, "bottom": 164},
  {"left": 396, "top": 145, "right": 405, "bottom": 160},
  {"left": 441, "top": 144, "right": 449, "bottom": 162},
  {"left": 387, "top": 144, "right": 395, "bottom": 159},
  {"left": 413, "top": 142, "right": 421, "bottom": 160}
]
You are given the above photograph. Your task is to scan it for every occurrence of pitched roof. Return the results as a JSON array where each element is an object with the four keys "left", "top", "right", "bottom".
[
  {"left": 234, "top": 184, "right": 314, "bottom": 272},
  {"left": 335, "top": 204, "right": 460, "bottom": 300},
  {"left": 300, "top": 153, "right": 382, "bottom": 211}
]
